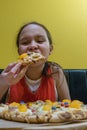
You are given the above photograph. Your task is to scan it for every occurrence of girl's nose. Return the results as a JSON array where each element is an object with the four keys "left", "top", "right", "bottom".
[{"left": 28, "top": 40, "right": 38, "bottom": 51}]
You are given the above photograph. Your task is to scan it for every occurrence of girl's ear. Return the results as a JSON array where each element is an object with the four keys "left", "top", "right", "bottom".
[{"left": 49, "top": 45, "right": 53, "bottom": 55}]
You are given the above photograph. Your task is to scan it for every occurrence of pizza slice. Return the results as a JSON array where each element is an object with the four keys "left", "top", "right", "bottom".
[{"left": 18, "top": 52, "right": 46, "bottom": 65}]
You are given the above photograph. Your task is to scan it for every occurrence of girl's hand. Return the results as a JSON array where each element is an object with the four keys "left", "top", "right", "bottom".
[{"left": 0, "top": 62, "right": 29, "bottom": 86}]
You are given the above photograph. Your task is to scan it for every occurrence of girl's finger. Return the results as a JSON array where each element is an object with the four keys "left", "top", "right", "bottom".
[
  {"left": 10, "top": 62, "right": 22, "bottom": 74},
  {"left": 3, "top": 62, "right": 17, "bottom": 73}
]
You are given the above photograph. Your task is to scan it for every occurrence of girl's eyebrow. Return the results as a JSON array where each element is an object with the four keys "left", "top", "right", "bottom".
[
  {"left": 36, "top": 35, "right": 46, "bottom": 39},
  {"left": 19, "top": 37, "right": 30, "bottom": 41},
  {"left": 20, "top": 35, "right": 45, "bottom": 41}
]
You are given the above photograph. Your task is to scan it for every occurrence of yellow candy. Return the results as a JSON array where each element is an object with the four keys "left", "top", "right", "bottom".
[
  {"left": 9, "top": 102, "right": 20, "bottom": 107},
  {"left": 52, "top": 101, "right": 59, "bottom": 107},
  {"left": 43, "top": 104, "right": 51, "bottom": 111},
  {"left": 18, "top": 104, "right": 27, "bottom": 112},
  {"left": 45, "top": 100, "right": 52, "bottom": 103},
  {"left": 28, "top": 102, "right": 33, "bottom": 106},
  {"left": 45, "top": 100, "right": 53, "bottom": 106}
]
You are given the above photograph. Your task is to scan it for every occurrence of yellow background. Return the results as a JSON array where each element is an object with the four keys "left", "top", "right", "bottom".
[{"left": 0, "top": 0, "right": 87, "bottom": 69}]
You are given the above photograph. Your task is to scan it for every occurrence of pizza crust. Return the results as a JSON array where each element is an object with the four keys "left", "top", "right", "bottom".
[
  {"left": 49, "top": 111, "right": 73, "bottom": 123},
  {"left": 70, "top": 109, "right": 86, "bottom": 120}
]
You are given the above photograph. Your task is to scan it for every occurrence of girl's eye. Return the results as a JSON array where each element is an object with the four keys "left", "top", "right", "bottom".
[
  {"left": 36, "top": 38, "right": 46, "bottom": 43},
  {"left": 37, "top": 40, "right": 44, "bottom": 43},
  {"left": 20, "top": 41, "right": 31, "bottom": 45},
  {"left": 21, "top": 42, "right": 28, "bottom": 45}
]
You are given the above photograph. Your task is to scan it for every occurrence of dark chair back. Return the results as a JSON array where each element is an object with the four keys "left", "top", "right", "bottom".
[
  {"left": 64, "top": 69, "right": 87, "bottom": 104},
  {"left": 0, "top": 69, "right": 3, "bottom": 74}
]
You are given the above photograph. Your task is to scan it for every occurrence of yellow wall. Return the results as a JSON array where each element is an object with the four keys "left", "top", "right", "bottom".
[{"left": 0, "top": 0, "right": 87, "bottom": 69}]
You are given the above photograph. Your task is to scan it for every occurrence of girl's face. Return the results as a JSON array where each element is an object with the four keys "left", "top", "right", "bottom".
[{"left": 18, "top": 24, "right": 53, "bottom": 59}]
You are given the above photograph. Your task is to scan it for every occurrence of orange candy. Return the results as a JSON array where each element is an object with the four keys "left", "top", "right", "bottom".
[
  {"left": 69, "top": 100, "right": 83, "bottom": 108},
  {"left": 19, "top": 53, "right": 28, "bottom": 59}
]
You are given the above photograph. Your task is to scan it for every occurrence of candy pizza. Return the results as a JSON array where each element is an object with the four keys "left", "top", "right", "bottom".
[{"left": 0, "top": 99, "right": 87, "bottom": 123}]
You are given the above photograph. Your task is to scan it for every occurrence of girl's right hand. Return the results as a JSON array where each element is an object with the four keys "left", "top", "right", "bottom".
[{"left": 0, "top": 62, "right": 29, "bottom": 86}]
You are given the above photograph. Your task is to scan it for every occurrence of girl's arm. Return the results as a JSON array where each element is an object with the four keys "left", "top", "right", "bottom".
[{"left": 53, "top": 68, "right": 71, "bottom": 101}]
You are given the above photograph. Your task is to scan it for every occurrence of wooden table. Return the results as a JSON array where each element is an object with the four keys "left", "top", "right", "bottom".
[{"left": 0, "top": 119, "right": 87, "bottom": 130}]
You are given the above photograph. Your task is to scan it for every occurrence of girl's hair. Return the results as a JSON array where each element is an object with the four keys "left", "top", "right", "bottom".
[{"left": 16, "top": 21, "right": 53, "bottom": 47}]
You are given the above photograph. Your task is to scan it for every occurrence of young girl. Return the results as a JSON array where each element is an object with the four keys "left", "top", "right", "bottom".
[{"left": 0, "top": 21, "right": 70, "bottom": 103}]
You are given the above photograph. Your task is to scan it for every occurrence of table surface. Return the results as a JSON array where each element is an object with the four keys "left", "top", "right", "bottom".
[{"left": 0, "top": 119, "right": 87, "bottom": 130}]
